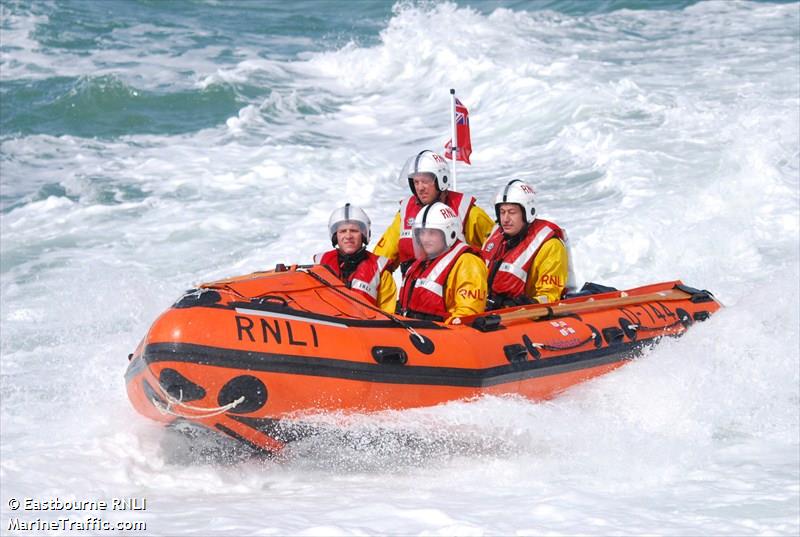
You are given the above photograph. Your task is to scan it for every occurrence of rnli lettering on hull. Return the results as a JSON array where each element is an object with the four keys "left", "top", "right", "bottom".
[{"left": 235, "top": 315, "right": 320, "bottom": 348}]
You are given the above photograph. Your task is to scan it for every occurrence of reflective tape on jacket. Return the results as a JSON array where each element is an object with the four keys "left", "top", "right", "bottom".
[
  {"left": 350, "top": 255, "right": 390, "bottom": 300},
  {"left": 482, "top": 219, "right": 565, "bottom": 299},
  {"left": 399, "top": 242, "right": 471, "bottom": 320},
  {"left": 316, "top": 249, "right": 389, "bottom": 304}
]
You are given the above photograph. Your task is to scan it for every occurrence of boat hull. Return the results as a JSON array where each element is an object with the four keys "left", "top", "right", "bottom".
[{"left": 125, "top": 266, "right": 722, "bottom": 454}]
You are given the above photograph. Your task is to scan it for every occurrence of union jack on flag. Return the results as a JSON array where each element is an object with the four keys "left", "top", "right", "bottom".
[{"left": 444, "top": 98, "right": 472, "bottom": 164}]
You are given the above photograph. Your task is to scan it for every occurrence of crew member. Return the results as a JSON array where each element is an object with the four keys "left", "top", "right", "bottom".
[
  {"left": 481, "top": 180, "right": 575, "bottom": 309},
  {"left": 315, "top": 203, "right": 396, "bottom": 313},
  {"left": 397, "top": 202, "right": 487, "bottom": 323},
  {"left": 374, "top": 150, "right": 494, "bottom": 275}
]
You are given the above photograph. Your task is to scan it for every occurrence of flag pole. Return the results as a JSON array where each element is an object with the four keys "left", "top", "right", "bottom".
[{"left": 449, "top": 88, "right": 458, "bottom": 192}]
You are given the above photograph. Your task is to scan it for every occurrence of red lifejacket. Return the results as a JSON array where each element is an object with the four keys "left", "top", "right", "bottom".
[
  {"left": 397, "top": 191, "right": 476, "bottom": 265},
  {"left": 481, "top": 219, "right": 565, "bottom": 300},
  {"left": 314, "top": 249, "right": 390, "bottom": 305},
  {"left": 398, "top": 242, "right": 472, "bottom": 321}
]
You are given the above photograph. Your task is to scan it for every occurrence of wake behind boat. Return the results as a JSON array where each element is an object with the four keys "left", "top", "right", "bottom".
[{"left": 124, "top": 264, "right": 722, "bottom": 454}]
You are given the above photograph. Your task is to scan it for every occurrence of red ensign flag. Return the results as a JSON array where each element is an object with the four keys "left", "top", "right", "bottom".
[{"left": 444, "top": 98, "right": 472, "bottom": 164}]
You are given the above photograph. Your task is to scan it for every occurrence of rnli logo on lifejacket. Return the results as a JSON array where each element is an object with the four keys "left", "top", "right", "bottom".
[
  {"left": 351, "top": 281, "right": 371, "bottom": 293},
  {"left": 540, "top": 274, "right": 563, "bottom": 286},
  {"left": 485, "top": 243, "right": 495, "bottom": 251},
  {"left": 406, "top": 217, "right": 415, "bottom": 227},
  {"left": 458, "top": 288, "right": 487, "bottom": 300}
]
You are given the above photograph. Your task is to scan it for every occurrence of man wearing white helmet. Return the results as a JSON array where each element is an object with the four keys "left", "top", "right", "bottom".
[
  {"left": 481, "top": 180, "right": 574, "bottom": 309},
  {"left": 373, "top": 149, "right": 495, "bottom": 276},
  {"left": 397, "top": 202, "right": 488, "bottom": 323},
  {"left": 314, "top": 203, "right": 397, "bottom": 313}
]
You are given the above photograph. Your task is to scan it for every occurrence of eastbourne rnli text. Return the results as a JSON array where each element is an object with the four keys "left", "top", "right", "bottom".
[{"left": 21, "top": 497, "right": 146, "bottom": 511}]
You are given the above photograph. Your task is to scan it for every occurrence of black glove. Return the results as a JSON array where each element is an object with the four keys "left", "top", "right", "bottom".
[{"left": 510, "top": 294, "right": 536, "bottom": 306}]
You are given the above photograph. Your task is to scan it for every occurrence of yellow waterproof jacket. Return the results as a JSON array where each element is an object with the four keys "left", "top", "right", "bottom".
[
  {"left": 376, "top": 270, "right": 397, "bottom": 314},
  {"left": 443, "top": 253, "right": 488, "bottom": 323},
  {"left": 525, "top": 238, "right": 569, "bottom": 304},
  {"left": 374, "top": 199, "right": 495, "bottom": 271}
]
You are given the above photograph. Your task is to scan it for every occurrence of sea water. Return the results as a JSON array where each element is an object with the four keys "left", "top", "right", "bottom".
[{"left": 1, "top": 1, "right": 798, "bottom": 534}]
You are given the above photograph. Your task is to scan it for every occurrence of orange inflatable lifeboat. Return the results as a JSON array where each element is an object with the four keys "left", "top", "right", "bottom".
[{"left": 125, "top": 264, "right": 722, "bottom": 454}]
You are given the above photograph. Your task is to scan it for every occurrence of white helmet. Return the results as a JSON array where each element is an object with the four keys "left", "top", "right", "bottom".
[
  {"left": 401, "top": 150, "right": 451, "bottom": 195},
  {"left": 412, "top": 202, "right": 463, "bottom": 259},
  {"left": 328, "top": 203, "right": 371, "bottom": 247},
  {"left": 494, "top": 179, "right": 536, "bottom": 223}
]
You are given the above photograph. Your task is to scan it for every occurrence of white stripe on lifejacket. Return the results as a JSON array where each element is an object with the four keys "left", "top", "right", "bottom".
[
  {"left": 456, "top": 195, "right": 472, "bottom": 225},
  {"left": 399, "top": 197, "right": 412, "bottom": 227},
  {"left": 376, "top": 256, "right": 390, "bottom": 272},
  {"left": 352, "top": 255, "right": 388, "bottom": 299},
  {"left": 497, "top": 225, "right": 555, "bottom": 282},
  {"left": 499, "top": 261, "right": 527, "bottom": 281},
  {"left": 373, "top": 256, "right": 389, "bottom": 289},
  {"left": 421, "top": 243, "right": 469, "bottom": 297},
  {"left": 350, "top": 278, "right": 376, "bottom": 297},
  {"left": 415, "top": 278, "right": 443, "bottom": 296},
  {"left": 234, "top": 308, "right": 349, "bottom": 328},
  {"left": 400, "top": 229, "right": 413, "bottom": 239}
]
